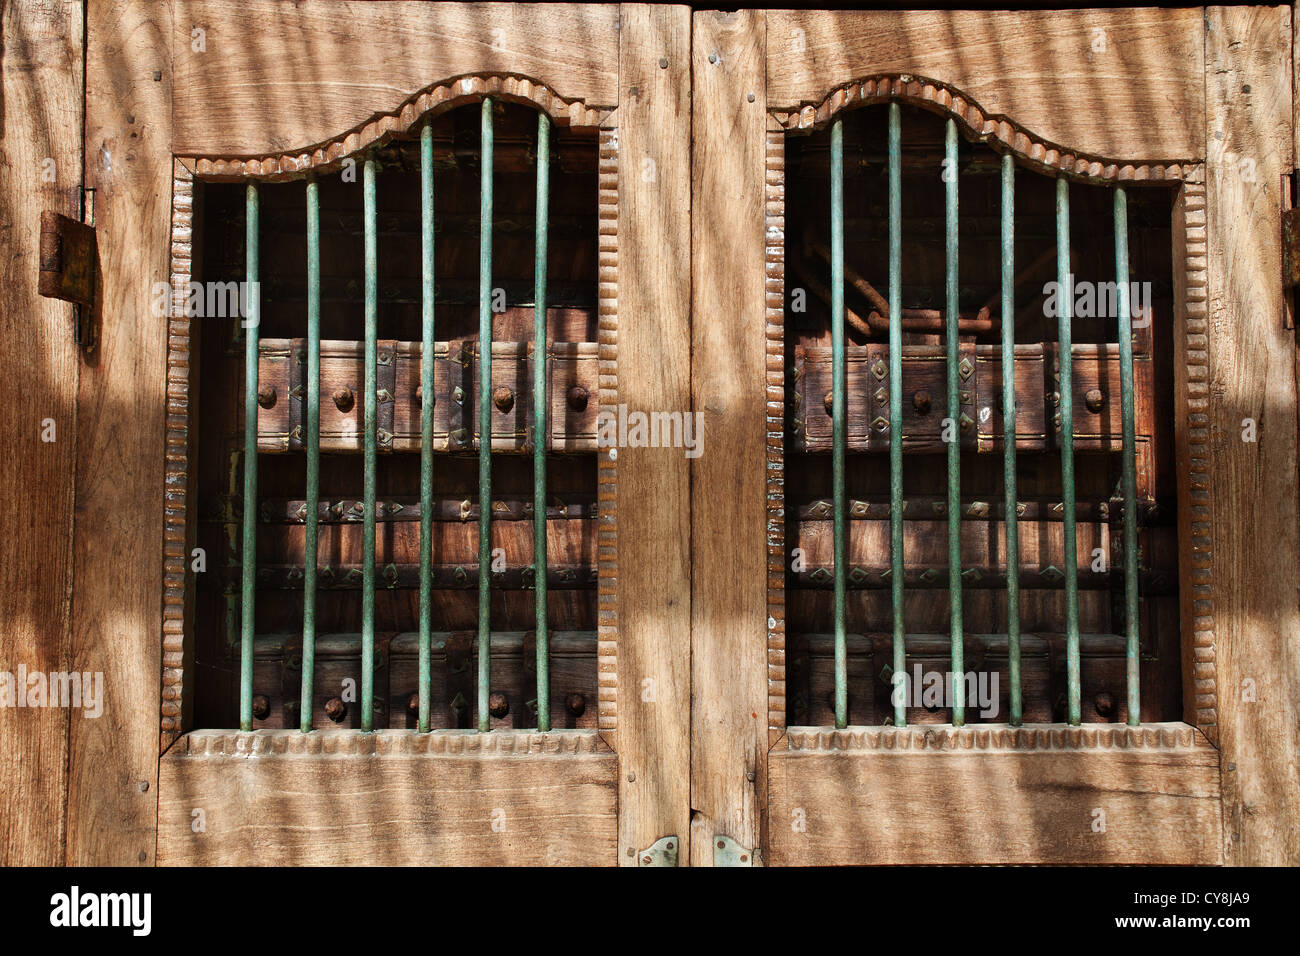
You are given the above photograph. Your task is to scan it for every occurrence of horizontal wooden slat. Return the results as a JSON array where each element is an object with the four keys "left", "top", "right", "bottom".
[
  {"left": 794, "top": 343, "right": 1154, "bottom": 455},
  {"left": 768, "top": 722, "right": 1222, "bottom": 865},
  {"left": 158, "top": 730, "right": 616, "bottom": 865},
  {"left": 256, "top": 339, "right": 597, "bottom": 453}
]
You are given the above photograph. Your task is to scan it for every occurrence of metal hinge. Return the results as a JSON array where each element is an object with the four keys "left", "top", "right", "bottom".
[
  {"left": 37, "top": 209, "right": 97, "bottom": 352},
  {"left": 637, "top": 835, "right": 678, "bottom": 867},
  {"left": 713, "top": 835, "right": 756, "bottom": 866}
]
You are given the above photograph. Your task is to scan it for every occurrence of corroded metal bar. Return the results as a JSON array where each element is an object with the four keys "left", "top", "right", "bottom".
[
  {"left": 534, "top": 111, "right": 551, "bottom": 731},
  {"left": 300, "top": 176, "right": 320, "bottom": 732},
  {"left": 1115, "top": 186, "right": 1141, "bottom": 727},
  {"left": 1057, "top": 175, "right": 1081, "bottom": 726},
  {"left": 419, "top": 125, "right": 435, "bottom": 733},
  {"left": 830, "top": 117, "right": 847, "bottom": 730},
  {"left": 362, "top": 157, "right": 377, "bottom": 732},
  {"left": 945, "top": 118, "right": 964, "bottom": 727},
  {"left": 888, "top": 101, "right": 906, "bottom": 727},
  {"left": 1001, "top": 154, "right": 1022, "bottom": 727},
  {"left": 240, "top": 183, "right": 260, "bottom": 732},
  {"left": 478, "top": 97, "right": 495, "bottom": 732}
]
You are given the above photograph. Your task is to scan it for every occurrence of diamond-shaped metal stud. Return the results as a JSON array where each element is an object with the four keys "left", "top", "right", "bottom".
[
  {"left": 850, "top": 500, "right": 869, "bottom": 518},
  {"left": 872, "top": 416, "right": 889, "bottom": 432},
  {"left": 873, "top": 387, "right": 888, "bottom": 404},
  {"left": 967, "top": 501, "right": 989, "bottom": 518},
  {"left": 958, "top": 357, "right": 974, "bottom": 380},
  {"left": 849, "top": 567, "right": 868, "bottom": 586},
  {"left": 810, "top": 567, "right": 831, "bottom": 585},
  {"left": 960, "top": 413, "right": 974, "bottom": 432},
  {"left": 1040, "top": 565, "right": 1064, "bottom": 583},
  {"left": 808, "top": 500, "right": 832, "bottom": 519},
  {"left": 920, "top": 568, "right": 939, "bottom": 583},
  {"left": 962, "top": 568, "right": 982, "bottom": 584},
  {"left": 871, "top": 359, "right": 887, "bottom": 380}
]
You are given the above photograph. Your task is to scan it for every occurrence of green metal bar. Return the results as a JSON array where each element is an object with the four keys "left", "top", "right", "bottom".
[
  {"left": 534, "top": 112, "right": 551, "bottom": 732},
  {"left": 830, "top": 117, "right": 847, "bottom": 729},
  {"left": 362, "top": 156, "right": 377, "bottom": 732},
  {"left": 300, "top": 177, "right": 320, "bottom": 733},
  {"left": 478, "top": 97, "right": 495, "bottom": 732},
  {"left": 418, "top": 126, "right": 435, "bottom": 733},
  {"left": 1115, "top": 186, "right": 1141, "bottom": 726},
  {"left": 1001, "top": 154, "right": 1022, "bottom": 728},
  {"left": 888, "top": 102, "right": 905, "bottom": 727},
  {"left": 945, "top": 118, "right": 964, "bottom": 727},
  {"left": 1057, "top": 175, "right": 1081, "bottom": 726},
  {"left": 240, "top": 183, "right": 259, "bottom": 732}
]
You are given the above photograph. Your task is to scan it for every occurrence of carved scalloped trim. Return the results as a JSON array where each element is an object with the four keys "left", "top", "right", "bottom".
[
  {"left": 771, "top": 74, "right": 1205, "bottom": 185},
  {"left": 180, "top": 729, "right": 610, "bottom": 756},
  {"left": 765, "top": 121, "right": 787, "bottom": 745},
  {"left": 160, "top": 159, "right": 195, "bottom": 750},
  {"left": 179, "top": 74, "right": 610, "bottom": 181},
  {"left": 596, "top": 127, "right": 619, "bottom": 743},
  {"left": 1177, "top": 181, "right": 1218, "bottom": 743},
  {"left": 785, "top": 722, "right": 1210, "bottom": 752}
]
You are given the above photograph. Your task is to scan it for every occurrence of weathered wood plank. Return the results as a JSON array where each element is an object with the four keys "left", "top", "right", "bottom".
[
  {"left": 768, "top": 724, "right": 1223, "bottom": 865},
  {"left": 615, "top": 3, "right": 693, "bottom": 866},
  {"left": 173, "top": 1, "right": 620, "bottom": 157},
  {"left": 1205, "top": 4, "right": 1300, "bottom": 866},
  {"left": 689, "top": 10, "right": 768, "bottom": 866},
  {"left": 0, "top": 0, "right": 83, "bottom": 866},
  {"left": 157, "top": 731, "right": 617, "bottom": 865},
  {"left": 766, "top": 9, "right": 1204, "bottom": 163},
  {"left": 66, "top": 0, "right": 172, "bottom": 865},
  {"left": 256, "top": 340, "right": 600, "bottom": 453}
]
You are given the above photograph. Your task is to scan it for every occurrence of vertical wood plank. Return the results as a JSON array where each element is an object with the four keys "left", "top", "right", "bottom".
[
  {"left": 616, "top": 3, "right": 693, "bottom": 865},
  {"left": 1205, "top": 4, "right": 1300, "bottom": 865},
  {"left": 0, "top": 0, "right": 84, "bottom": 866},
  {"left": 689, "top": 9, "right": 767, "bottom": 865},
  {"left": 67, "top": 0, "right": 172, "bottom": 865}
]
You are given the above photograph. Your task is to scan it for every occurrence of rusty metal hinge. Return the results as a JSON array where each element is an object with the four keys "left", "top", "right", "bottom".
[
  {"left": 636, "top": 835, "right": 678, "bottom": 867},
  {"left": 38, "top": 210, "right": 97, "bottom": 352}
]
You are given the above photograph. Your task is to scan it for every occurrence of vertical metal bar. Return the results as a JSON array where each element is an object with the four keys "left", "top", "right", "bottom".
[
  {"left": 1001, "top": 154, "right": 1022, "bottom": 727},
  {"left": 534, "top": 112, "right": 551, "bottom": 731},
  {"left": 830, "top": 117, "right": 847, "bottom": 729},
  {"left": 888, "top": 102, "right": 906, "bottom": 727},
  {"left": 1114, "top": 186, "right": 1141, "bottom": 726},
  {"left": 418, "top": 125, "right": 435, "bottom": 733},
  {"left": 240, "top": 183, "right": 259, "bottom": 731},
  {"left": 945, "top": 119, "right": 964, "bottom": 726},
  {"left": 300, "top": 177, "right": 320, "bottom": 732},
  {"left": 1057, "top": 176, "right": 1081, "bottom": 725},
  {"left": 478, "top": 97, "right": 495, "bottom": 732},
  {"left": 362, "top": 156, "right": 378, "bottom": 732}
]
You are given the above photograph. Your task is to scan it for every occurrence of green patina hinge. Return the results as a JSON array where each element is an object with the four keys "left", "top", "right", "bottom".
[
  {"left": 713, "top": 835, "right": 755, "bottom": 867},
  {"left": 637, "top": 835, "right": 678, "bottom": 867}
]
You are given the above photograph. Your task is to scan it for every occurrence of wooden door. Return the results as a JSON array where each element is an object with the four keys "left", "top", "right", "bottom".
[
  {"left": 4, "top": 2, "right": 1297, "bottom": 869},
  {"left": 688, "top": 7, "right": 1299, "bottom": 866},
  {"left": 28, "top": 0, "right": 695, "bottom": 868}
]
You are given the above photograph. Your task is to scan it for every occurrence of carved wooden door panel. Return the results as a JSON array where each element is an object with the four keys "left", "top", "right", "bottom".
[
  {"left": 686, "top": 7, "right": 1296, "bottom": 866},
  {"left": 147, "top": 1, "right": 696, "bottom": 867}
]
